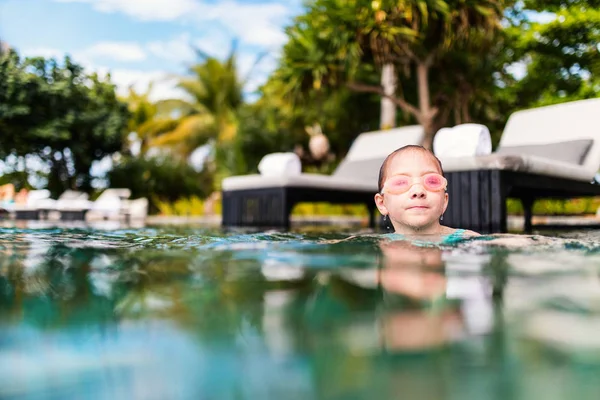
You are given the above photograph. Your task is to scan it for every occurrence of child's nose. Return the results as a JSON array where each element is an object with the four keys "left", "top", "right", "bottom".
[{"left": 410, "top": 184, "right": 427, "bottom": 198}]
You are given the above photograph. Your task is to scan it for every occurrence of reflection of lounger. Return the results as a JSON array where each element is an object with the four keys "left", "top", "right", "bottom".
[
  {"left": 87, "top": 188, "right": 148, "bottom": 221},
  {"left": 11, "top": 190, "right": 52, "bottom": 220},
  {"left": 221, "top": 125, "right": 424, "bottom": 228},
  {"left": 10, "top": 190, "right": 89, "bottom": 220},
  {"left": 52, "top": 190, "right": 92, "bottom": 220},
  {"left": 439, "top": 98, "right": 600, "bottom": 233}
]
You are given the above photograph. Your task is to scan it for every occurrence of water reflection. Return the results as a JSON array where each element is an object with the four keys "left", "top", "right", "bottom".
[{"left": 2, "top": 228, "right": 600, "bottom": 398}]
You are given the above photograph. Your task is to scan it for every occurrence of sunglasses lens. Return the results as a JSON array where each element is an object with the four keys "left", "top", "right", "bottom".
[
  {"left": 385, "top": 175, "right": 411, "bottom": 194},
  {"left": 423, "top": 174, "right": 445, "bottom": 190},
  {"left": 383, "top": 174, "right": 446, "bottom": 194}
]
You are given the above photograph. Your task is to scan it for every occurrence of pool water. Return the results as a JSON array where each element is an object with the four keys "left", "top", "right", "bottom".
[{"left": 2, "top": 225, "right": 600, "bottom": 399}]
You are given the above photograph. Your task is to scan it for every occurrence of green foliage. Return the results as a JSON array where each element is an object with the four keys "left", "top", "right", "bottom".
[
  {"left": 154, "top": 196, "right": 206, "bottom": 216},
  {"left": 123, "top": 84, "right": 161, "bottom": 156},
  {"left": 4, "top": 1, "right": 599, "bottom": 221},
  {"left": 269, "top": 0, "right": 597, "bottom": 151},
  {"left": 292, "top": 202, "right": 369, "bottom": 217},
  {"left": 107, "top": 155, "right": 213, "bottom": 213},
  {"left": 505, "top": 2, "right": 600, "bottom": 107},
  {"left": 238, "top": 80, "right": 380, "bottom": 173},
  {"left": 0, "top": 170, "right": 31, "bottom": 190},
  {"left": 507, "top": 197, "right": 600, "bottom": 215},
  {"left": 142, "top": 47, "right": 246, "bottom": 181},
  {"left": 271, "top": 0, "right": 510, "bottom": 149},
  {"left": 0, "top": 50, "right": 128, "bottom": 195}
]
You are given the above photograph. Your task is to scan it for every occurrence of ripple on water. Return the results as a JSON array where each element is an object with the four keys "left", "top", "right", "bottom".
[{"left": 1, "top": 226, "right": 600, "bottom": 399}]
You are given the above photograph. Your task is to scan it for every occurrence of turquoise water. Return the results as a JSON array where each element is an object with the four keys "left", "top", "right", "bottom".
[{"left": 2, "top": 224, "right": 600, "bottom": 399}]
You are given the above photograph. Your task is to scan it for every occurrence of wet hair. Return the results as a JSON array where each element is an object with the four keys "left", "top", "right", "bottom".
[{"left": 377, "top": 145, "right": 444, "bottom": 193}]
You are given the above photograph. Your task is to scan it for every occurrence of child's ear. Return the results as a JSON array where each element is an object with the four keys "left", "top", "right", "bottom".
[
  {"left": 374, "top": 193, "right": 388, "bottom": 215},
  {"left": 442, "top": 192, "right": 449, "bottom": 215}
]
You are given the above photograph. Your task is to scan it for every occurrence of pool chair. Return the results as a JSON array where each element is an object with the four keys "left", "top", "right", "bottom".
[
  {"left": 438, "top": 97, "right": 600, "bottom": 234},
  {"left": 10, "top": 189, "right": 52, "bottom": 220},
  {"left": 221, "top": 125, "right": 425, "bottom": 228},
  {"left": 52, "top": 190, "right": 94, "bottom": 220},
  {"left": 87, "top": 188, "right": 131, "bottom": 221},
  {"left": 87, "top": 188, "right": 149, "bottom": 222}
]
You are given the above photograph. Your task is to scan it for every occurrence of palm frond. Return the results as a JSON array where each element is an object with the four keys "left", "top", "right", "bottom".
[{"left": 149, "top": 114, "right": 216, "bottom": 156}]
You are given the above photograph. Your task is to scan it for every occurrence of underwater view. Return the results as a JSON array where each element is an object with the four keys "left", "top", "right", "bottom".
[{"left": 2, "top": 223, "right": 600, "bottom": 399}]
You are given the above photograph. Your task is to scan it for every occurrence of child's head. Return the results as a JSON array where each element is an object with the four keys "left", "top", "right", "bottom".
[{"left": 374, "top": 145, "right": 448, "bottom": 234}]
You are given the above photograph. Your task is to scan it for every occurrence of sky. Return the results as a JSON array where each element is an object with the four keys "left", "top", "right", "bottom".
[
  {"left": 0, "top": 0, "right": 305, "bottom": 185},
  {"left": 0, "top": 1, "right": 557, "bottom": 186},
  {"left": 0, "top": 0, "right": 304, "bottom": 101}
]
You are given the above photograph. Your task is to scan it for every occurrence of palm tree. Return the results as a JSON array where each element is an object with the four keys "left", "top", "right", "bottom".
[
  {"left": 278, "top": 0, "right": 506, "bottom": 148},
  {"left": 149, "top": 47, "right": 244, "bottom": 162},
  {"left": 123, "top": 83, "right": 163, "bottom": 156},
  {"left": 137, "top": 44, "right": 267, "bottom": 185},
  {"left": 350, "top": 0, "right": 506, "bottom": 148}
]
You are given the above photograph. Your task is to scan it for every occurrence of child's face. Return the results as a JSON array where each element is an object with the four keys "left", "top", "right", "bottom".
[{"left": 375, "top": 150, "right": 448, "bottom": 233}]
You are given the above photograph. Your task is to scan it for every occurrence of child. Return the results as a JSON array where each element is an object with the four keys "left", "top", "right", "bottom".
[{"left": 374, "top": 145, "right": 479, "bottom": 239}]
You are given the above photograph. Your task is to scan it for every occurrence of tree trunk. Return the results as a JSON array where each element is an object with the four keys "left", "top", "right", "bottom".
[
  {"left": 454, "top": 103, "right": 462, "bottom": 125},
  {"left": 416, "top": 62, "right": 435, "bottom": 150},
  {"left": 380, "top": 63, "right": 396, "bottom": 129},
  {"left": 462, "top": 102, "right": 471, "bottom": 123}
]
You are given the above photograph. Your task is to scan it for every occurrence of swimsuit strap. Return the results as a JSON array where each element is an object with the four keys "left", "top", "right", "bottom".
[
  {"left": 383, "top": 230, "right": 468, "bottom": 246},
  {"left": 441, "top": 229, "right": 467, "bottom": 245}
]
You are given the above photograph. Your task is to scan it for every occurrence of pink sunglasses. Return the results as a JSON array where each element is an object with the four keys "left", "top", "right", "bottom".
[{"left": 381, "top": 173, "right": 447, "bottom": 195}]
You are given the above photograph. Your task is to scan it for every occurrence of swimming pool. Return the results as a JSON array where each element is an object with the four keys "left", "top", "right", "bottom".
[{"left": 1, "top": 224, "right": 600, "bottom": 399}]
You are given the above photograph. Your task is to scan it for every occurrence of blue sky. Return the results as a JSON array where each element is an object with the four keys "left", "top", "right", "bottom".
[
  {"left": 0, "top": 0, "right": 304, "bottom": 101},
  {"left": 0, "top": 0, "right": 305, "bottom": 182}
]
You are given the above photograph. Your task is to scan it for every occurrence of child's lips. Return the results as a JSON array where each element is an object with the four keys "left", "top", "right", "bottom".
[{"left": 407, "top": 205, "right": 429, "bottom": 210}]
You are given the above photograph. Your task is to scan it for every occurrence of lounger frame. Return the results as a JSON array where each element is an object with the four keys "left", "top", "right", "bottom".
[
  {"left": 444, "top": 170, "right": 600, "bottom": 233},
  {"left": 222, "top": 186, "right": 378, "bottom": 229},
  {"left": 222, "top": 98, "right": 600, "bottom": 232},
  {"left": 222, "top": 170, "right": 600, "bottom": 233}
]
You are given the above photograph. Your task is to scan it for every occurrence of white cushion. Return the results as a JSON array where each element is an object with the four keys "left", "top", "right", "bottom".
[
  {"left": 499, "top": 98, "right": 600, "bottom": 179},
  {"left": 55, "top": 199, "right": 93, "bottom": 211},
  {"left": 222, "top": 125, "right": 423, "bottom": 191},
  {"left": 257, "top": 152, "right": 302, "bottom": 177},
  {"left": 222, "top": 173, "right": 377, "bottom": 192},
  {"left": 440, "top": 153, "right": 592, "bottom": 181},
  {"left": 433, "top": 123, "right": 492, "bottom": 157}
]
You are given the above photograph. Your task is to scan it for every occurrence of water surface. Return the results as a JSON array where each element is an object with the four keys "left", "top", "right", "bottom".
[{"left": 2, "top": 223, "right": 600, "bottom": 399}]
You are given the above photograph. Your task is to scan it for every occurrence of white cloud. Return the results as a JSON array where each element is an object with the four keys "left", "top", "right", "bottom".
[
  {"left": 54, "top": 0, "right": 296, "bottom": 48},
  {"left": 19, "top": 47, "right": 65, "bottom": 59},
  {"left": 100, "top": 68, "right": 187, "bottom": 101},
  {"left": 193, "top": 30, "right": 235, "bottom": 60},
  {"left": 147, "top": 33, "right": 196, "bottom": 63},
  {"left": 145, "top": 31, "right": 236, "bottom": 63},
  {"left": 194, "top": 1, "right": 291, "bottom": 48},
  {"left": 25, "top": 41, "right": 147, "bottom": 65},
  {"left": 81, "top": 41, "right": 147, "bottom": 62},
  {"left": 20, "top": 46, "right": 97, "bottom": 71},
  {"left": 237, "top": 51, "right": 278, "bottom": 94},
  {"left": 19, "top": 41, "right": 275, "bottom": 101},
  {"left": 144, "top": 32, "right": 279, "bottom": 95},
  {"left": 54, "top": 0, "right": 198, "bottom": 21},
  {"left": 19, "top": 45, "right": 186, "bottom": 101}
]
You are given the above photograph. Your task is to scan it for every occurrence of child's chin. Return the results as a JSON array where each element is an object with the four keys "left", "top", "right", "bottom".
[{"left": 406, "top": 216, "right": 436, "bottom": 229}]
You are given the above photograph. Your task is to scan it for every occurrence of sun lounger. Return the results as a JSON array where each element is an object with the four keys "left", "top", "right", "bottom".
[
  {"left": 87, "top": 188, "right": 131, "bottom": 221},
  {"left": 438, "top": 97, "right": 600, "bottom": 233},
  {"left": 52, "top": 190, "right": 93, "bottom": 220},
  {"left": 11, "top": 190, "right": 52, "bottom": 220},
  {"left": 221, "top": 125, "right": 424, "bottom": 228},
  {"left": 121, "top": 198, "right": 149, "bottom": 221},
  {"left": 87, "top": 188, "right": 148, "bottom": 221}
]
